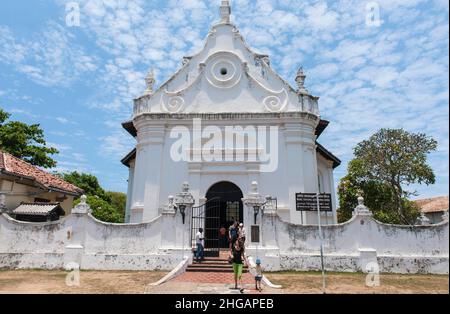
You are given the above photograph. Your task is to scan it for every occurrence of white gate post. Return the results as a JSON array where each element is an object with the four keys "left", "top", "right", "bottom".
[{"left": 64, "top": 195, "right": 90, "bottom": 270}]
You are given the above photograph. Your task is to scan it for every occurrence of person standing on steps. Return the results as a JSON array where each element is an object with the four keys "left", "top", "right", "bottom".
[
  {"left": 231, "top": 239, "right": 248, "bottom": 293},
  {"left": 219, "top": 226, "right": 227, "bottom": 248},
  {"left": 238, "top": 223, "right": 246, "bottom": 244},
  {"left": 229, "top": 221, "right": 239, "bottom": 252},
  {"left": 195, "top": 228, "right": 205, "bottom": 263}
]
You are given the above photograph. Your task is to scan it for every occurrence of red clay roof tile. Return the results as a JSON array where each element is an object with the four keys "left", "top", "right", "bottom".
[
  {"left": 0, "top": 151, "right": 83, "bottom": 196},
  {"left": 415, "top": 196, "right": 449, "bottom": 214}
]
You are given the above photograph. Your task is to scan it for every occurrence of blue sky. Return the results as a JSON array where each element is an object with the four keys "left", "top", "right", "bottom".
[{"left": 0, "top": 0, "right": 448, "bottom": 199}]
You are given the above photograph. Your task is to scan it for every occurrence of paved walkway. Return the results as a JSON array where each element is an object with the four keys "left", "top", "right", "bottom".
[
  {"left": 145, "top": 280, "right": 282, "bottom": 294},
  {"left": 146, "top": 251, "right": 282, "bottom": 294},
  {"left": 173, "top": 271, "right": 254, "bottom": 284}
]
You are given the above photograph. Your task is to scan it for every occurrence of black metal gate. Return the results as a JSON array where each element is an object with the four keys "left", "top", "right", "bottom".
[{"left": 191, "top": 197, "right": 221, "bottom": 258}]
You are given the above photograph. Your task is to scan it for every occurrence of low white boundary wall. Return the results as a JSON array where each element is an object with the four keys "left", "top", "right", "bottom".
[
  {"left": 269, "top": 214, "right": 448, "bottom": 274},
  {"left": 0, "top": 200, "right": 448, "bottom": 274}
]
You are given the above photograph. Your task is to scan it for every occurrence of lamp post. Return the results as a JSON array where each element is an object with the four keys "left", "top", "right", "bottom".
[
  {"left": 243, "top": 181, "right": 266, "bottom": 262},
  {"left": 243, "top": 182, "right": 266, "bottom": 225},
  {"left": 178, "top": 204, "right": 187, "bottom": 224},
  {"left": 253, "top": 205, "right": 260, "bottom": 225}
]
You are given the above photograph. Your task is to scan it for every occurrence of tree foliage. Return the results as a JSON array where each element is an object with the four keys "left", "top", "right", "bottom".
[
  {"left": 338, "top": 129, "right": 437, "bottom": 225},
  {"left": 0, "top": 108, "right": 58, "bottom": 168},
  {"left": 60, "top": 171, "right": 126, "bottom": 223},
  {"left": 74, "top": 195, "right": 124, "bottom": 224},
  {"left": 106, "top": 191, "right": 127, "bottom": 221},
  {"left": 60, "top": 172, "right": 109, "bottom": 200}
]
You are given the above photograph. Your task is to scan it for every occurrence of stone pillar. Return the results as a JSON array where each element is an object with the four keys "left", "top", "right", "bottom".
[
  {"left": 284, "top": 123, "right": 304, "bottom": 224},
  {"left": 261, "top": 196, "right": 278, "bottom": 248},
  {"left": 64, "top": 196, "right": 90, "bottom": 270},
  {"left": 131, "top": 117, "right": 165, "bottom": 223},
  {"left": 242, "top": 181, "right": 266, "bottom": 228},
  {"left": 243, "top": 183, "right": 280, "bottom": 270},
  {"left": 327, "top": 164, "right": 338, "bottom": 224},
  {"left": 188, "top": 163, "right": 202, "bottom": 206},
  {"left": 161, "top": 196, "right": 177, "bottom": 250},
  {"left": 284, "top": 120, "right": 318, "bottom": 224},
  {"left": 124, "top": 160, "right": 135, "bottom": 223},
  {"left": 353, "top": 197, "right": 378, "bottom": 273},
  {"left": 174, "top": 182, "right": 195, "bottom": 259},
  {"left": 353, "top": 196, "right": 373, "bottom": 217}
]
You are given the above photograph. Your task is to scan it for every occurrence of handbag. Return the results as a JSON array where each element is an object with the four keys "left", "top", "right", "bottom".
[{"left": 228, "top": 252, "right": 233, "bottom": 264}]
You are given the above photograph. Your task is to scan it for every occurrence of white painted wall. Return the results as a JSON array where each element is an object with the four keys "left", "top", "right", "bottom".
[
  {"left": 128, "top": 113, "right": 329, "bottom": 226},
  {"left": 248, "top": 212, "right": 449, "bottom": 274},
  {"left": 0, "top": 203, "right": 448, "bottom": 274}
]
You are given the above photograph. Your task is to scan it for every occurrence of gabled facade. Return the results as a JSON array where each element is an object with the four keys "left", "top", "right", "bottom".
[{"left": 122, "top": 1, "right": 340, "bottom": 225}]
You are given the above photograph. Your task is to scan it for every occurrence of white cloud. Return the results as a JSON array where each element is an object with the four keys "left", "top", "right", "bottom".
[
  {"left": 56, "top": 117, "right": 69, "bottom": 124},
  {"left": 100, "top": 131, "right": 134, "bottom": 159},
  {"left": 47, "top": 142, "right": 72, "bottom": 152},
  {"left": 0, "top": 22, "right": 97, "bottom": 87},
  {"left": 2, "top": 0, "right": 448, "bottom": 197}
]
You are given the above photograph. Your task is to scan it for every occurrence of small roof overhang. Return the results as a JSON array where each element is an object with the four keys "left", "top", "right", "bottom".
[
  {"left": 121, "top": 149, "right": 137, "bottom": 168},
  {"left": 13, "top": 202, "right": 65, "bottom": 216},
  {"left": 122, "top": 121, "right": 137, "bottom": 137},
  {"left": 315, "top": 120, "right": 329, "bottom": 139},
  {"left": 316, "top": 142, "right": 341, "bottom": 169}
]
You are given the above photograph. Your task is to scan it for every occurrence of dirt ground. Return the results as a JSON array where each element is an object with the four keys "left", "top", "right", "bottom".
[
  {"left": 266, "top": 271, "right": 449, "bottom": 294},
  {"left": 0, "top": 270, "right": 448, "bottom": 294},
  {"left": 0, "top": 270, "right": 167, "bottom": 294}
]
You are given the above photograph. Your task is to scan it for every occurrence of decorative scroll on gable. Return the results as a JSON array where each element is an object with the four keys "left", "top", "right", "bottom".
[{"left": 133, "top": 2, "right": 319, "bottom": 116}]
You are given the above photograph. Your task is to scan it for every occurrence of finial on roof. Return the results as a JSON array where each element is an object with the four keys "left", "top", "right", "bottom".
[
  {"left": 220, "top": 0, "right": 231, "bottom": 23},
  {"left": 296, "top": 67, "right": 309, "bottom": 95},
  {"left": 144, "top": 69, "right": 156, "bottom": 95}
]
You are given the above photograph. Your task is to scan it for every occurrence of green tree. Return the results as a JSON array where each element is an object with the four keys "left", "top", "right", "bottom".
[
  {"left": 0, "top": 108, "right": 58, "bottom": 168},
  {"left": 60, "top": 171, "right": 126, "bottom": 223},
  {"left": 106, "top": 191, "right": 127, "bottom": 220},
  {"left": 60, "top": 172, "right": 110, "bottom": 201},
  {"left": 338, "top": 129, "right": 437, "bottom": 225},
  {"left": 74, "top": 195, "right": 124, "bottom": 223}
]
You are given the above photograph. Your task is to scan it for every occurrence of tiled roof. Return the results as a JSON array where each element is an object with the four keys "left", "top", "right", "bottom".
[
  {"left": 13, "top": 202, "right": 64, "bottom": 216},
  {"left": 415, "top": 196, "right": 449, "bottom": 213},
  {"left": 0, "top": 151, "right": 83, "bottom": 196}
]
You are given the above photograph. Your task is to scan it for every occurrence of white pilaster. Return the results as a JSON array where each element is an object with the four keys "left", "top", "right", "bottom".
[
  {"left": 284, "top": 123, "right": 305, "bottom": 224},
  {"left": 131, "top": 117, "right": 166, "bottom": 223},
  {"left": 302, "top": 126, "right": 320, "bottom": 224},
  {"left": 125, "top": 160, "right": 135, "bottom": 223}
]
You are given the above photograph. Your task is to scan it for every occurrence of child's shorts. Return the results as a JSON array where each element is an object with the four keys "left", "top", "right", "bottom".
[{"left": 255, "top": 276, "right": 263, "bottom": 281}]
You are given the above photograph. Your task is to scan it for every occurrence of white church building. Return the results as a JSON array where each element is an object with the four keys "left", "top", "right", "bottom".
[
  {"left": 122, "top": 1, "right": 340, "bottom": 229},
  {"left": 0, "top": 2, "right": 447, "bottom": 275}
]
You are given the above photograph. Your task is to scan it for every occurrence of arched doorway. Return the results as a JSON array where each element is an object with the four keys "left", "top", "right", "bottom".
[{"left": 206, "top": 182, "right": 244, "bottom": 249}]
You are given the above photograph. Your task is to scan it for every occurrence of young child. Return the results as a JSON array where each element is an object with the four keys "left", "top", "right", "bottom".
[{"left": 255, "top": 259, "right": 263, "bottom": 292}]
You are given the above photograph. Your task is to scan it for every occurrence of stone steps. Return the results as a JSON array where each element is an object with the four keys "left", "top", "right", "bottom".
[{"left": 187, "top": 254, "right": 249, "bottom": 274}]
